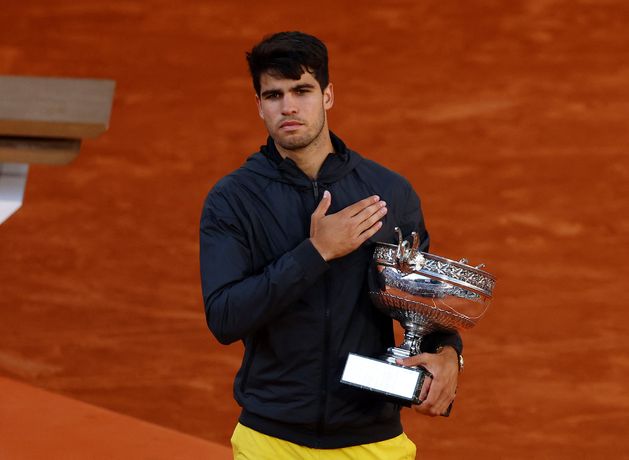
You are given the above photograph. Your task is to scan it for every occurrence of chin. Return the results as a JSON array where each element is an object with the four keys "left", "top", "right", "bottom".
[{"left": 277, "top": 135, "right": 312, "bottom": 151}]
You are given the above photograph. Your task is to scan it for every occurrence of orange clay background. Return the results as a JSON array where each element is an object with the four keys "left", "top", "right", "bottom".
[{"left": 1, "top": 1, "right": 629, "bottom": 458}]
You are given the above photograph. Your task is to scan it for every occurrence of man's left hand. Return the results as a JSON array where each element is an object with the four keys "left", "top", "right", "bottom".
[{"left": 396, "top": 346, "right": 460, "bottom": 417}]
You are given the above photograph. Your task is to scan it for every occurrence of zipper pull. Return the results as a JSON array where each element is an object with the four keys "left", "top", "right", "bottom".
[{"left": 312, "top": 180, "right": 319, "bottom": 201}]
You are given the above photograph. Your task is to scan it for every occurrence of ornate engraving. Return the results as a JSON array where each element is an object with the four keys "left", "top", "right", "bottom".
[
  {"left": 369, "top": 291, "right": 477, "bottom": 331},
  {"left": 373, "top": 243, "right": 496, "bottom": 296}
]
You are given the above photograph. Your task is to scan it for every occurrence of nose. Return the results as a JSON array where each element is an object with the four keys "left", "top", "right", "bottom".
[{"left": 280, "top": 93, "right": 298, "bottom": 115}]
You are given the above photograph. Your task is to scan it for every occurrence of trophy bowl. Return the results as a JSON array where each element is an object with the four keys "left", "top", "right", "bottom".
[{"left": 370, "top": 227, "right": 496, "bottom": 360}]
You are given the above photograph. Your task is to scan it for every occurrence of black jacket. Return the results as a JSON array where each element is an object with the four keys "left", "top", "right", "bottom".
[{"left": 200, "top": 132, "right": 462, "bottom": 448}]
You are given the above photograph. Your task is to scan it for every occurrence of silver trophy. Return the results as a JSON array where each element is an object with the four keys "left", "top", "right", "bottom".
[{"left": 341, "top": 227, "right": 496, "bottom": 409}]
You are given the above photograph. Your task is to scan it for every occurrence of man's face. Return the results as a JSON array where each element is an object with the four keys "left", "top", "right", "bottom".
[{"left": 255, "top": 70, "right": 334, "bottom": 152}]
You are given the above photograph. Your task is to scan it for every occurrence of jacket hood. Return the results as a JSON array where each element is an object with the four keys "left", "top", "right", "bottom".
[{"left": 242, "top": 131, "right": 363, "bottom": 187}]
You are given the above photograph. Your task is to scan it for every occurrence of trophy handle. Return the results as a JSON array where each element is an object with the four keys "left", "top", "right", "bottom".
[
  {"left": 395, "top": 227, "right": 422, "bottom": 256},
  {"left": 394, "top": 227, "right": 406, "bottom": 261},
  {"left": 395, "top": 228, "right": 425, "bottom": 273},
  {"left": 411, "top": 231, "right": 420, "bottom": 252}
]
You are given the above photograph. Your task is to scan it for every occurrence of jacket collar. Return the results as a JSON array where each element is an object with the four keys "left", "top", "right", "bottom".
[
  {"left": 261, "top": 131, "right": 348, "bottom": 165},
  {"left": 253, "top": 131, "right": 359, "bottom": 186}
]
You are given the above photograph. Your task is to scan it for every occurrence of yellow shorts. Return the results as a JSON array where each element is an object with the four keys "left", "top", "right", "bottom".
[{"left": 231, "top": 422, "right": 417, "bottom": 460}]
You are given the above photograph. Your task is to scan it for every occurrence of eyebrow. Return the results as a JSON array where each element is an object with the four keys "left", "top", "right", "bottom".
[
  {"left": 292, "top": 83, "right": 315, "bottom": 91},
  {"left": 260, "top": 83, "right": 316, "bottom": 98}
]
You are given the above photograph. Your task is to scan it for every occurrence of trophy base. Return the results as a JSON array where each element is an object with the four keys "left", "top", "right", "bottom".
[
  {"left": 340, "top": 352, "right": 428, "bottom": 405},
  {"left": 340, "top": 350, "right": 454, "bottom": 416}
]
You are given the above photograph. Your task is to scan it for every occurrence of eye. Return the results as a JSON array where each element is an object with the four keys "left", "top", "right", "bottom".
[{"left": 265, "top": 92, "right": 280, "bottom": 100}]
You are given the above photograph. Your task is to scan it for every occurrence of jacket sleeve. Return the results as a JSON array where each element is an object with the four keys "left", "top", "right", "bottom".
[
  {"left": 199, "top": 191, "right": 329, "bottom": 345},
  {"left": 400, "top": 183, "right": 464, "bottom": 356}
]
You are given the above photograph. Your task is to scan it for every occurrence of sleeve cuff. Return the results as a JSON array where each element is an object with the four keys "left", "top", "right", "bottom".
[
  {"left": 291, "top": 239, "right": 329, "bottom": 282},
  {"left": 421, "top": 330, "right": 463, "bottom": 356}
]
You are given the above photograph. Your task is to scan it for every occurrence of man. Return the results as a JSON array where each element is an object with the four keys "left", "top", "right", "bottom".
[{"left": 200, "top": 31, "right": 462, "bottom": 459}]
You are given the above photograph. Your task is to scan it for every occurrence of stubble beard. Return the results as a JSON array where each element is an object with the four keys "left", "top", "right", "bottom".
[{"left": 274, "top": 111, "right": 326, "bottom": 152}]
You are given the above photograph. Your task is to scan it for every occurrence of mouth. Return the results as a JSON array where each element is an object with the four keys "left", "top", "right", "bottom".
[{"left": 279, "top": 120, "right": 303, "bottom": 130}]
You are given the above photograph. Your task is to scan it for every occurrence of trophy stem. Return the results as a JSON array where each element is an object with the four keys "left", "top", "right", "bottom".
[
  {"left": 384, "top": 321, "right": 429, "bottom": 363},
  {"left": 399, "top": 321, "right": 427, "bottom": 355}
]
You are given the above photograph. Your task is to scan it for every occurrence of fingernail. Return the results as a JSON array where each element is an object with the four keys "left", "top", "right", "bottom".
[
  {"left": 324, "top": 190, "right": 330, "bottom": 198},
  {"left": 374, "top": 195, "right": 380, "bottom": 202}
]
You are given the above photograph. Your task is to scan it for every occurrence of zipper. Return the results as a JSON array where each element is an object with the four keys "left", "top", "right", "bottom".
[{"left": 311, "top": 178, "right": 328, "bottom": 435}]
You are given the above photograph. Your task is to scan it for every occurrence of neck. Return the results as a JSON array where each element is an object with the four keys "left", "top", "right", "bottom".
[{"left": 275, "top": 130, "right": 334, "bottom": 180}]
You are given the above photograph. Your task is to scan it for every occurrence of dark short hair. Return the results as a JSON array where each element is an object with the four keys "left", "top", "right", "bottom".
[{"left": 246, "top": 31, "right": 329, "bottom": 95}]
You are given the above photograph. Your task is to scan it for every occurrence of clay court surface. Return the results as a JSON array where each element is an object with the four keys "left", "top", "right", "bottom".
[{"left": 1, "top": 1, "right": 628, "bottom": 458}]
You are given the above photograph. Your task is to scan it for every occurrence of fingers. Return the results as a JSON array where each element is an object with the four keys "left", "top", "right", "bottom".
[
  {"left": 328, "top": 194, "right": 386, "bottom": 244},
  {"left": 343, "top": 195, "right": 381, "bottom": 217},
  {"left": 399, "top": 353, "right": 457, "bottom": 416},
  {"left": 355, "top": 201, "right": 387, "bottom": 234},
  {"left": 430, "top": 383, "right": 454, "bottom": 415},
  {"left": 312, "top": 190, "right": 332, "bottom": 218},
  {"left": 414, "top": 376, "right": 453, "bottom": 416},
  {"left": 419, "top": 374, "right": 431, "bottom": 402},
  {"left": 344, "top": 196, "right": 387, "bottom": 242},
  {"left": 356, "top": 220, "right": 383, "bottom": 244},
  {"left": 396, "top": 353, "right": 429, "bottom": 368}
]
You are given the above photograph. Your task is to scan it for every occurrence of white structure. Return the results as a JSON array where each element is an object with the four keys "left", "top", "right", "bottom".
[
  {"left": 0, "top": 163, "right": 28, "bottom": 224},
  {"left": 0, "top": 76, "right": 114, "bottom": 225}
]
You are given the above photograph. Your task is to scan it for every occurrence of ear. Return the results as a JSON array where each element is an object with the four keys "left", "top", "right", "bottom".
[
  {"left": 255, "top": 94, "right": 264, "bottom": 119},
  {"left": 323, "top": 83, "right": 334, "bottom": 110}
]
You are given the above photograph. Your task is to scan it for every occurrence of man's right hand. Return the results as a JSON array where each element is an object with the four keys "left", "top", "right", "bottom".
[{"left": 309, "top": 191, "right": 387, "bottom": 261}]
